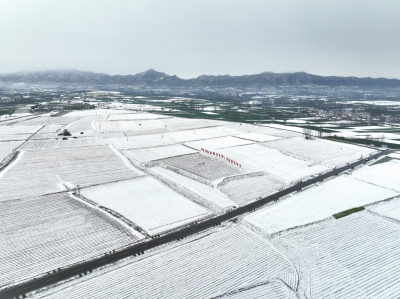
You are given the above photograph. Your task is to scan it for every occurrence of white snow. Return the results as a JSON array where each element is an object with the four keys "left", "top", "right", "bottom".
[
  {"left": 107, "top": 126, "right": 243, "bottom": 150},
  {"left": 278, "top": 212, "right": 400, "bottom": 298},
  {"left": 36, "top": 125, "right": 64, "bottom": 134},
  {"left": 0, "top": 125, "right": 41, "bottom": 135},
  {"left": 262, "top": 123, "right": 305, "bottom": 133},
  {"left": 218, "top": 144, "right": 328, "bottom": 183},
  {"left": 235, "top": 132, "right": 282, "bottom": 142},
  {"left": 161, "top": 117, "right": 224, "bottom": 131},
  {"left": 80, "top": 177, "right": 211, "bottom": 235},
  {"left": 93, "top": 119, "right": 166, "bottom": 132},
  {"left": 19, "top": 138, "right": 107, "bottom": 150},
  {"left": 156, "top": 153, "right": 241, "bottom": 181},
  {"left": 218, "top": 173, "right": 286, "bottom": 204},
  {"left": 0, "top": 134, "right": 31, "bottom": 141},
  {"left": 222, "top": 281, "right": 297, "bottom": 299},
  {"left": 353, "top": 159, "right": 400, "bottom": 192},
  {"left": 0, "top": 146, "right": 140, "bottom": 201},
  {"left": 31, "top": 225, "right": 297, "bottom": 299},
  {"left": 184, "top": 136, "right": 253, "bottom": 151},
  {"left": 368, "top": 197, "right": 400, "bottom": 221},
  {"left": 264, "top": 137, "right": 375, "bottom": 168},
  {"left": 123, "top": 144, "right": 197, "bottom": 163},
  {"left": 108, "top": 113, "right": 171, "bottom": 121},
  {"left": 150, "top": 167, "right": 235, "bottom": 210},
  {"left": 0, "top": 141, "right": 24, "bottom": 163},
  {"left": 0, "top": 193, "right": 139, "bottom": 289},
  {"left": 246, "top": 176, "right": 398, "bottom": 234}
]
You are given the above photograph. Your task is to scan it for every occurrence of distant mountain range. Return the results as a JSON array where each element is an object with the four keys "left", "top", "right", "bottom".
[{"left": 1, "top": 69, "right": 400, "bottom": 88}]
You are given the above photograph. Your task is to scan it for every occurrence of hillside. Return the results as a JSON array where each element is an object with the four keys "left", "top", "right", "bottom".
[{"left": 1, "top": 69, "right": 400, "bottom": 88}]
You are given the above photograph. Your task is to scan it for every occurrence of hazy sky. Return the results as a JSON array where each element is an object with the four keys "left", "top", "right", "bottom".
[{"left": 1, "top": 0, "right": 400, "bottom": 78}]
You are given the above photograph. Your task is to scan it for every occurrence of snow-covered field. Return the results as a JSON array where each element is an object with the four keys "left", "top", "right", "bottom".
[
  {"left": 36, "top": 124, "right": 64, "bottom": 134},
  {"left": 0, "top": 125, "right": 41, "bottom": 135},
  {"left": 64, "top": 115, "right": 105, "bottom": 134},
  {"left": 109, "top": 126, "right": 243, "bottom": 150},
  {"left": 218, "top": 173, "right": 286, "bottom": 204},
  {"left": 235, "top": 132, "right": 282, "bottom": 142},
  {"left": 184, "top": 136, "right": 253, "bottom": 150},
  {"left": 0, "top": 145, "right": 140, "bottom": 201},
  {"left": 278, "top": 212, "right": 400, "bottom": 298},
  {"left": 123, "top": 144, "right": 197, "bottom": 163},
  {"left": 156, "top": 153, "right": 242, "bottom": 181},
  {"left": 246, "top": 176, "right": 398, "bottom": 234},
  {"left": 17, "top": 115, "right": 78, "bottom": 126},
  {"left": 161, "top": 117, "right": 223, "bottom": 131},
  {"left": 19, "top": 138, "right": 107, "bottom": 150},
  {"left": 368, "top": 197, "right": 400, "bottom": 221},
  {"left": 31, "top": 225, "right": 298, "bottom": 299},
  {"left": 80, "top": 177, "right": 211, "bottom": 235},
  {"left": 263, "top": 123, "right": 305, "bottom": 134},
  {"left": 0, "top": 141, "right": 24, "bottom": 163},
  {"left": 0, "top": 193, "right": 139, "bottom": 289},
  {"left": 222, "top": 281, "right": 297, "bottom": 299},
  {"left": 0, "top": 134, "right": 31, "bottom": 141},
  {"left": 230, "top": 123, "right": 301, "bottom": 138},
  {"left": 108, "top": 113, "right": 171, "bottom": 121},
  {"left": 264, "top": 137, "right": 375, "bottom": 168},
  {"left": 93, "top": 119, "right": 166, "bottom": 132},
  {"left": 218, "top": 144, "right": 328, "bottom": 183},
  {"left": 3, "top": 109, "right": 400, "bottom": 298},
  {"left": 353, "top": 159, "right": 400, "bottom": 192},
  {"left": 150, "top": 167, "right": 235, "bottom": 210}
]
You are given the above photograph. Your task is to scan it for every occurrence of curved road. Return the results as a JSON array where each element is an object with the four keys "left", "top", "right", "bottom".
[{"left": 0, "top": 149, "right": 390, "bottom": 299}]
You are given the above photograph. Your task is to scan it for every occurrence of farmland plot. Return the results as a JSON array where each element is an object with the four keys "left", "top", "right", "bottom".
[
  {"left": 123, "top": 144, "right": 196, "bottom": 163},
  {"left": 264, "top": 137, "right": 375, "bottom": 168},
  {"left": 246, "top": 176, "right": 397, "bottom": 234},
  {"left": 108, "top": 134, "right": 175, "bottom": 150},
  {"left": 32, "top": 226, "right": 297, "bottom": 299},
  {"left": 66, "top": 109, "right": 132, "bottom": 117},
  {"left": 232, "top": 123, "right": 301, "bottom": 138},
  {"left": 161, "top": 117, "right": 224, "bottom": 131},
  {"left": 0, "top": 141, "right": 24, "bottom": 163},
  {"left": 36, "top": 124, "right": 64, "bottom": 134},
  {"left": 353, "top": 159, "right": 400, "bottom": 192},
  {"left": 368, "top": 197, "right": 400, "bottom": 221},
  {"left": 0, "top": 193, "right": 139, "bottom": 289},
  {"left": 264, "top": 123, "right": 304, "bottom": 134},
  {"left": 17, "top": 115, "right": 78, "bottom": 126},
  {"left": 108, "top": 113, "right": 171, "bottom": 121},
  {"left": 184, "top": 136, "right": 253, "bottom": 150},
  {"left": 0, "top": 134, "right": 31, "bottom": 141},
  {"left": 93, "top": 119, "right": 166, "bottom": 132},
  {"left": 107, "top": 126, "right": 244, "bottom": 150},
  {"left": 279, "top": 212, "right": 400, "bottom": 298},
  {"left": 19, "top": 137, "right": 107, "bottom": 150},
  {"left": 0, "top": 145, "right": 140, "bottom": 201},
  {"left": 0, "top": 125, "right": 40, "bottom": 135},
  {"left": 80, "top": 177, "right": 211, "bottom": 235},
  {"left": 65, "top": 115, "right": 106, "bottom": 134},
  {"left": 0, "top": 151, "right": 66, "bottom": 201},
  {"left": 235, "top": 132, "right": 282, "bottom": 142},
  {"left": 150, "top": 167, "right": 235, "bottom": 210},
  {"left": 157, "top": 153, "right": 241, "bottom": 181},
  {"left": 222, "top": 281, "right": 297, "bottom": 299},
  {"left": 167, "top": 126, "right": 242, "bottom": 141},
  {"left": 218, "top": 144, "right": 327, "bottom": 183},
  {"left": 218, "top": 173, "right": 286, "bottom": 205}
]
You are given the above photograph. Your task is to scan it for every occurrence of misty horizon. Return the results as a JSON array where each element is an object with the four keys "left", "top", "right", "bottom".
[{"left": 1, "top": 1, "right": 400, "bottom": 79}]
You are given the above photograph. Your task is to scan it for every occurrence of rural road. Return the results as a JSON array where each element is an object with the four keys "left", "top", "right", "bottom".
[{"left": 0, "top": 149, "right": 391, "bottom": 299}]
